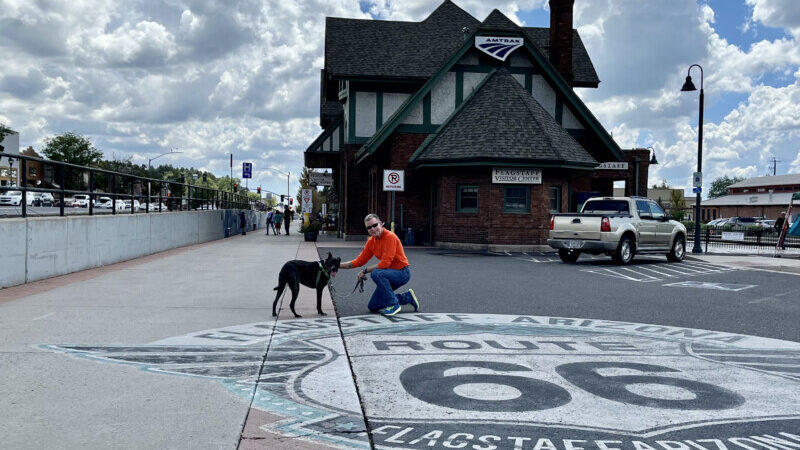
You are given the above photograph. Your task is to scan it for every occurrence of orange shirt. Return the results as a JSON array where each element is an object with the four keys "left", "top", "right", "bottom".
[{"left": 349, "top": 229, "right": 409, "bottom": 270}]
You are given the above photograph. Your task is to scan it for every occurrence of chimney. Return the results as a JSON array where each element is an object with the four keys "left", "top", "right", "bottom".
[{"left": 549, "top": 0, "right": 574, "bottom": 85}]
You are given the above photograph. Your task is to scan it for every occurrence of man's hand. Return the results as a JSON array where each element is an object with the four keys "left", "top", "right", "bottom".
[{"left": 357, "top": 269, "right": 367, "bottom": 280}]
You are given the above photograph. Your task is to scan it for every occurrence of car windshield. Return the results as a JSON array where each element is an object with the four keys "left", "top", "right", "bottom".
[
  {"left": 6, "top": 191, "right": 22, "bottom": 195},
  {"left": 75, "top": 195, "right": 89, "bottom": 200},
  {"left": 582, "top": 200, "right": 630, "bottom": 214},
  {"left": 736, "top": 218, "right": 756, "bottom": 223}
]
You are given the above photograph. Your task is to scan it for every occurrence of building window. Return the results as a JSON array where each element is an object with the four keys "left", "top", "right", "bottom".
[
  {"left": 29, "top": 167, "right": 37, "bottom": 177},
  {"left": 713, "top": 210, "right": 717, "bottom": 219},
  {"left": 549, "top": 186, "right": 561, "bottom": 213},
  {"left": 504, "top": 186, "right": 529, "bottom": 213},
  {"left": 457, "top": 185, "right": 478, "bottom": 212}
]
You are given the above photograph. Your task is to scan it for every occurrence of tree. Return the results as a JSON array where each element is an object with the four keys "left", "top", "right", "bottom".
[
  {"left": 296, "top": 167, "right": 327, "bottom": 213},
  {"left": 42, "top": 132, "right": 103, "bottom": 166},
  {"left": 669, "top": 189, "right": 687, "bottom": 221},
  {"left": 708, "top": 175, "right": 744, "bottom": 199},
  {"left": 0, "top": 123, "right": 12, "bottom": 141},
  {"left": 651, "top": 179, "right": 670, "bottom": 189},
  {"left": 42, "top": 132, "right": 103, "bottom": 190}
]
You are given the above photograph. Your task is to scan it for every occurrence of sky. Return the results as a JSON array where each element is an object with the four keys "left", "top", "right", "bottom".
[{"left": 1, "top": 0, "right": 799, "bottom": 198}]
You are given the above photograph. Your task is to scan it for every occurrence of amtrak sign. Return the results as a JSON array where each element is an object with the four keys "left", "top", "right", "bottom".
[{"left": 476, "top": 36, "right": 524, "bottom": 61}]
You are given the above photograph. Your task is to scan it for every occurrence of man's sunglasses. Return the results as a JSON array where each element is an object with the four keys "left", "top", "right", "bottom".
[{"left": 366, "top": 223, "right": 380, "bottom": 230}]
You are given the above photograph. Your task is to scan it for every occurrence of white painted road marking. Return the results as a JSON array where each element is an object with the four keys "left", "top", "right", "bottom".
[
  {"left": 664, "top": 281, "right": 758, "bottom": 291},
  {"left": 32, "top": 312, "right": 56, "bottom": 321}
]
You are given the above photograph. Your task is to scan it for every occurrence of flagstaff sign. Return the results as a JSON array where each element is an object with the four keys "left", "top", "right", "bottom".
[
  {"left": 492, "top": 168, "right": 542, "bottom": 184},
  {"left": 44, "top": 314, "right": 800, "bottom": 449}
]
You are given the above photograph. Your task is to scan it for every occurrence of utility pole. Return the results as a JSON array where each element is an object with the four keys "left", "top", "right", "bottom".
[{"left": 771, "top": 157, "right": 782, "bottom": 176}]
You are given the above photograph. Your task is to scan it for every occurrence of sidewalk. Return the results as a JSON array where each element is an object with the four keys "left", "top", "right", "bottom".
[
  {"left": 0, "top": 223, "right": 367, "bottom": 449},
  {"left": 687, "top": 252, "right": 800, "bottom": 275}
]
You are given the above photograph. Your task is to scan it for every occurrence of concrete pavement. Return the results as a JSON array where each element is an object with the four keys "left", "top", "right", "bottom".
[
  {"left": 1, "top": 226, "right": 798, "bottom": 449},
  {"left": 0, "top": 223, "right": 367, "bottom": 449}
]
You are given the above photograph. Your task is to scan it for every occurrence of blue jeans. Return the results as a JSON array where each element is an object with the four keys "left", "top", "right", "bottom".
[
  {"left": 368, "top": 267, "right": 412, "bottom": 312},
  {"left": 266, "top": 222, "right": 276, "bottom": 234}
]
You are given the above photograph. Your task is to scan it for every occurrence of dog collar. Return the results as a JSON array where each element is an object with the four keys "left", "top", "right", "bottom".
[{"left": 316, "top": 261, "right": 330, "bottom": 285}]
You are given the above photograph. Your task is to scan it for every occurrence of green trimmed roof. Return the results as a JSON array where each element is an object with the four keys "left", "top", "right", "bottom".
[{"left": 410, "top": 68, "right": 597, "bottom": 168}]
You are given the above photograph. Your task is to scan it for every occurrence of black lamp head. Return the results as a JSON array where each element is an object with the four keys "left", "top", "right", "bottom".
[
  {"left": 649, "top": 151, "right": 658, "bottom": 165},
  {"left": 681, "top": 75, "right": 697, "bottom": 92}
]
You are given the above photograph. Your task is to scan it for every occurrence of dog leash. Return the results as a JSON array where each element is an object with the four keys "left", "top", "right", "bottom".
[{"left": 328, "top": 274, "right": 366, "bottom": 300}]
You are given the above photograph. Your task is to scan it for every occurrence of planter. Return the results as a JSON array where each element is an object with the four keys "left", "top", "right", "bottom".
[{"left": 304, "top": 231, "right": 318, "bottom": 242}]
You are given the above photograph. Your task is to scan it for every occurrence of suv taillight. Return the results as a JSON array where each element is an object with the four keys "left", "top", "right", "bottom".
[
  {"left": 601, "top": 217, "right": 611, "bottom": 232},
  {"left": 550, "top": 216, "right": 555, "bottom": 230}
]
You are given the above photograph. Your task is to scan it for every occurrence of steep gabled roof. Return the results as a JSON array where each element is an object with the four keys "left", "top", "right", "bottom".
[
  {"left": 325, "top": 1, "right": 479, "bottom": 80},
  {"left": 324, "top": 1, "right": 598, "bottom": 85},
  {"left": 479, "top": 9, "right": 520, "bottom": 31},
  {"left": 410, "top": 68, "right": 596, "bottom": 168},
  {"left": 356, "top": 25, "right": 622, "bottom": 164},
  {"left": 522, "top": 28, "right": 598, "bottom": 87}
]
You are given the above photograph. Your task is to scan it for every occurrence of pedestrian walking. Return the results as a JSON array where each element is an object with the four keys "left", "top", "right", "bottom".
[
  {"left": 339, "top": 213, "right": 419, "bottom": 316},
  {"left": 273, "top": 209, "right": 283, "bottom": 235},
  {"left": 775, "top": 211, "right": 787, "bottom": 250},
  {"left": 239, "top": 210, "right": 247, "bottom": 235},
  {"left": 265, "top": 208, "right": 275, "bottom": 235},
  {"left": 284, "top": 205, "right": 292, "bottom": 235}
]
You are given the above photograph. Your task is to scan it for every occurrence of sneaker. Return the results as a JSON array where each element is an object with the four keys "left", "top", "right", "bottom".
[
  {"left": 380, "top": 304, "right": 401, "bottom": 316},
  {"left": 408, "top": 289, "right": 420, "bottom": 312}
]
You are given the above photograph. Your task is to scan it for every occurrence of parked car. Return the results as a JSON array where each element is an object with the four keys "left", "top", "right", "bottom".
[
  {"left": 757, "top": 219, "right": 776, "bottom": 229},
  {"left": 151, "top": 202, "right": 168, "bottom": 212},
  {"left": 73, "top": 194, "right": 91, "bottom": 208},
  {"left": 33, "top": 192, "right": 54, "bottom": 207},
  {"left": 95, "top": 196, "right": 113, "bottom": 208},
  {"left": 548, "top": 196, "right": 687, "bottom": 265},
  {"left": 725, "top": 217, "right": 757, "bottom": 227},
  {"left": 123, "top": 199, "right": 141, "bottom": 210},
  {"left": 0, "top": 190, "right": 35, "bottom": 206}
]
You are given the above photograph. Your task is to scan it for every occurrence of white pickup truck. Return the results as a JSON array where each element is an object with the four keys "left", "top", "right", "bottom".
[{"left": 548, "top": 197, "right": 687, "bottom": 264}]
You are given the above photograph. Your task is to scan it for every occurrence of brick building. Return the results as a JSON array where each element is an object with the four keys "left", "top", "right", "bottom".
[
  {"left": 701, "top": 174, "right": 800, "bottom": 221},
  {"left": 304, "top": 0, "right": 649, "bottom": 248}
]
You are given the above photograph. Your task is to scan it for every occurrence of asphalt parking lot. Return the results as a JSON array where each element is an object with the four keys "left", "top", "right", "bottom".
[{"left": 323, "top": 247, "right": 800, "bottom": 342}]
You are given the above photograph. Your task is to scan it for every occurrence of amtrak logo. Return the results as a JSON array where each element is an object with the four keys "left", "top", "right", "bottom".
[
  {"left": 476, "top": 36, "right": 524, "bottom": 61},
  {"left": 43, "top": 314, "right": 800, "bottom": 449}
]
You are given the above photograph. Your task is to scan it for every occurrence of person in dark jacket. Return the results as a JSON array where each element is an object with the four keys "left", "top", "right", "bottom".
[
  {"left": 239, "top": 210, "right": 247, "bottom": 235},
  {"left": 284, "top": 205, "right": 292, "bottom": 235}
]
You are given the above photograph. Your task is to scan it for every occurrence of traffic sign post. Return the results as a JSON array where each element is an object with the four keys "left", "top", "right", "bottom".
[
  {"left": 383, "top": 170, "right": 405, "bottom": 232},
  {"left": 242, "top": 162, "right": 252, "bottom": 179}
]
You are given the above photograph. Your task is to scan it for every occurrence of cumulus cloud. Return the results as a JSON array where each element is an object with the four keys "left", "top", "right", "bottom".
[{"left": 1, "top": 0, "right": 799, "bottom": 196}]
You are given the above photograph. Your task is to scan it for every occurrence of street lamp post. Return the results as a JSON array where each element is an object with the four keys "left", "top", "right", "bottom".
[
  {"left": 268, "top": 167, "right": 291, "bottom": 206},
  {"left": 147, "top": 148, "right": 182, "bottom": 212},
  {"left": 680, "top": 64, "right": 704, "bottom": 254}
]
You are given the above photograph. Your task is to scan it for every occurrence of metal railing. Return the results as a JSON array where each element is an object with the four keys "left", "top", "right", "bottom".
[
  {"left": 0, "top": 153, "right": 263, "bottom": 218},
  {"left": 687, "top": 224, "right": 798, "bottom": 252}
]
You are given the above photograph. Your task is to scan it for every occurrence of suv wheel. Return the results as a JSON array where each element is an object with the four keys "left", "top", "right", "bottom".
[
  {"left": 667, "top": 235, "right": 685, "bottom": 262},
  {"left": 558, "top": 249, "right": 581, "bottom": 263},
  {"left": 612, "top": 235, "right": 635, "bottom": 265}
]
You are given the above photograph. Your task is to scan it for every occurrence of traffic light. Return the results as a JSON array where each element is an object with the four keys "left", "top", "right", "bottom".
[
  {"left": 289, "top": 197, "right": 293, "bottom": 205},
  {"left": 280, "top": 195, "right": 285, "bottom": 202},
  {"left": 257, "top": 187, "right": 261, "bottom": 194},
  {"left": 234, "top": 183, "right": 238, "bottom": 192},
  {"left": 202, "top": 172, "right": 207, "bottom": 182}
]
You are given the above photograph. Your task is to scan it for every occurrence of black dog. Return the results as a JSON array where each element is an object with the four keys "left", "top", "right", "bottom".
[{"left": 272, "top": 252, "right": 341, "bottom": 318}]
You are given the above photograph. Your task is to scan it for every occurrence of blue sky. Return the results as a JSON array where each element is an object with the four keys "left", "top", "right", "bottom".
[{"left": 1, "top": 0, "right": 799, "bottom": 198}]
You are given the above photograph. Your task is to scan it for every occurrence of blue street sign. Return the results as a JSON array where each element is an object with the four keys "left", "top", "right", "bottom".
[
  {"left": 693, "top": 186, "right": 702, "bottom": 194},
  {"left": 242, "top": 162, "right": 252, "bottom": 179}
]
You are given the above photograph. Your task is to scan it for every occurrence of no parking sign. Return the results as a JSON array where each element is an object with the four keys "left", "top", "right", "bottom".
[{"left": 383, "top": 170, "right": 404, "bottom": 191}]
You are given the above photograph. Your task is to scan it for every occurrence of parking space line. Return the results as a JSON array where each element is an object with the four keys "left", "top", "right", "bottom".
[
  {"left": 635, "top": 266, "right": 678, "bottom": 278},
  {"left": 619, "top": 267, "right": 660, "bottom": 280}
]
